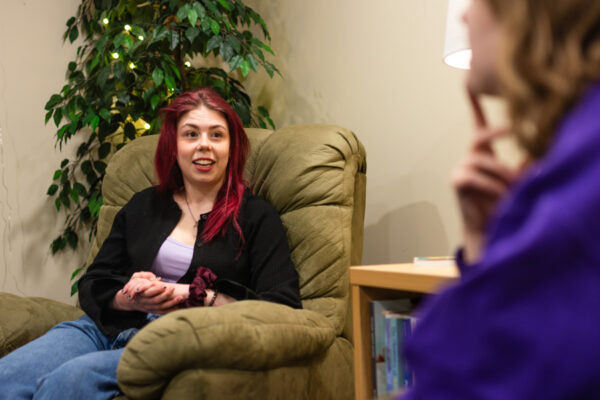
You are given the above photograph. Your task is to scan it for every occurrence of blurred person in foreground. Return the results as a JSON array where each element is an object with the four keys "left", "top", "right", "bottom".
[{"left": 401, "top": 0, "right": 600, "bottom": 398}]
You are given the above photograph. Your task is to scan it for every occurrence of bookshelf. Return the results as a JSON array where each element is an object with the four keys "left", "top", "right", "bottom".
[{"left": 351, "top": 263, "right": 459, "bottom": 399}]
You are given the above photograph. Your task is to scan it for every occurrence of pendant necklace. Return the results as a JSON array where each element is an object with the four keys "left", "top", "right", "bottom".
[{"left": 184, "top": 193, "right": 199, "bottom": 228}]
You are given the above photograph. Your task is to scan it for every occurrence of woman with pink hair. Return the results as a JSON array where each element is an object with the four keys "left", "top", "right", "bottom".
[{"left": 0, "top": 87, "right": 301, "bottom": 399}]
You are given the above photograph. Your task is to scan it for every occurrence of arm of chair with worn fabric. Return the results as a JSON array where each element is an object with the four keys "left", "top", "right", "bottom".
[
  {"left": 117, "top": 300, "right": 336, "bottom": 399},
  {"left": 0, "top": 292, "right": 83, "bottom": 357}
]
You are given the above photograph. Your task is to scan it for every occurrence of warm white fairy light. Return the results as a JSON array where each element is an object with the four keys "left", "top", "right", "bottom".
[
  {"left": 144, "top": 123, "right": 151, "bottom": 130},
  {"left": 102, "top": 18, "right": 109, "bottom": 25},
  {"left": 111, "top": 53, "right": 119, "bottom": 59},
  {"left": 184, "top": 61, "right": 191, "bottom": 67},
  {"left": 124, "top": 24, "right": 131, "bottom": 31},
  {"left": 128, "top": 62, "right": 136, "bottom": 69},
  {"left": 138, "top": 35, "right": 144, "bottom": 41}
]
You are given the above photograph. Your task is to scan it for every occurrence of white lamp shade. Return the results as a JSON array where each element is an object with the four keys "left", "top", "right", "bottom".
[{"left": 443, "top": 0, "right": 471, "bottom": 70}]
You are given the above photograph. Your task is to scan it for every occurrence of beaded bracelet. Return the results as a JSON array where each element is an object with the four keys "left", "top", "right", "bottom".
[{"left": 208, "top": 289, "right": 219, "bottom": 307}]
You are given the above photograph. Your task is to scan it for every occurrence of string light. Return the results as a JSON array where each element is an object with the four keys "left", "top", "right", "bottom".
[
  {"left": 102, "top": 18, "right": 109, "bottom": 25},
  {"left": 112, "top": 53, "right": 119, "bottom": 59},
  {"left": 184, "top": 61, "right": 191, "bottom": 67},
  {"left": 144, "top": 123, "right": 151, "bottom": 130},
  {"left": 124, "top": 24, "right": 131, "bottom": 31},
  {"left": 128, "top": 62, "right": 136, "bottom": 69},
  {"left": 138, "top": 35, "right": 144, "bottom": 41}
]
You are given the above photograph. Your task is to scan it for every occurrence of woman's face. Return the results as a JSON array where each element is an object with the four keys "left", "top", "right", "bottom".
[
  {"left": 176, "top": 105, "right": 230, "bottom": 192},
  {"left": 463, "top": 0, "right": 502, "bottom": 95}
]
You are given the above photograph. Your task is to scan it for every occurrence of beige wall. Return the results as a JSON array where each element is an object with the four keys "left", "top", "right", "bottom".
[
  {"left": 0, "top": 0, "right": 83, "bottom": 305},
  {"left": 245, "top": 0, "right": 475, "bottom": 264},
  {"left": 0, "top": 1, "right": 509, "bottom": 302}
]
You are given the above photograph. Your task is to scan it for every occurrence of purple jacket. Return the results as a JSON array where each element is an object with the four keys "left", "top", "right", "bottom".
[{"left": 401, "top": 82, "right": 600, "bottom": 400}]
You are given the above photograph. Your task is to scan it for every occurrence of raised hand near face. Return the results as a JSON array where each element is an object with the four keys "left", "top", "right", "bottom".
[{"left": 451, "top": 91, "right": 518, "bottom": 264}]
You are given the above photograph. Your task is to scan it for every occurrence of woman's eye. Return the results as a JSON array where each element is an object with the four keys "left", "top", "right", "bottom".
[
  {"left": 185, "top": 131, "right": 197, "bottom": 137},
  {"left": 212, "top": 132, "right": 224, "bottom": 138}
]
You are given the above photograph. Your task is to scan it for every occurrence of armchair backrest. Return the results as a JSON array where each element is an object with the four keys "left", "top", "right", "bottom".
[{"left": 86, "top": 125, "right": 367, "bottom": 339}]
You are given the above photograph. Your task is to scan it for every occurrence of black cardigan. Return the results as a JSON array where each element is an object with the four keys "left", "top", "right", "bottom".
[{"left": 78, "top": 187, "right": 302, "bottom": 336}]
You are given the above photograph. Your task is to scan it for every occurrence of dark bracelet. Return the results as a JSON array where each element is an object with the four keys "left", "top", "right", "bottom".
[{"left": 208, "top": 289, "right": 218, "bottom": 306}]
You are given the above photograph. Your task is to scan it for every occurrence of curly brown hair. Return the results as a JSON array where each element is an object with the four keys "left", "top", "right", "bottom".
[{"left": 484, "top": 0, "right": 600, "bottom": 158}]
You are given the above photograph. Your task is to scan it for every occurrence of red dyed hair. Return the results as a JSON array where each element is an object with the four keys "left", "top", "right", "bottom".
[{"left": 154, "top": 87, "right": 249, "bottom": 243}]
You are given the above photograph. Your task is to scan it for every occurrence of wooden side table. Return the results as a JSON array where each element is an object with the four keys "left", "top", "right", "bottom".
[{"left": 350, "top": 263, "right": 458, "bottom": 399}]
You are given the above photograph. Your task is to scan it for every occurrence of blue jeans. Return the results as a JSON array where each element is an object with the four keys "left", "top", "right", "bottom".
[{"left": 0, "top": 314, "right": 149, "bottom": 400}]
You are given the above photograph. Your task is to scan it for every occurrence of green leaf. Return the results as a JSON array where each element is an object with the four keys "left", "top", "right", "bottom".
[
  {"left": 67, "top": 229, "right": 78, "bottom": 249},
  {"left": 113, "top": 62, "right": 125, "bottom": 81},
  {"left": 206, "top": 35, "right": 221, "bottom": 53},
  {"left": 68, "top": 61, "right": 77, "bottom": 72},
  {"left": 61, "top": 159, "right": 69, "bottom": 168},
  {"left": 186, "top": 26, "right": 200, "bottom": 43},
  {"left": 99, "top": 108, "right": 112, "bottom": 121},
  {"left": 70, "top": 280, "right": 79, "bottom": 296},
  {"left": 98, "top": 142, "right": 111, "bottom": 158},
  {"left": 90, "top": 114, "right": 100, "bottom": 131},
  {"left": 164, "top": 74, "right": 176, "bottom": 92},
  {"left": 74, "top": 182, "right": 87, "bottom": 196},
  {"left": 97, "top": 66, "right": 111, "bottom": 88},
  {"left": 168, "top": 30, "right": 179, "bottom": 50},
  {"left": 150, "top": 94, "right": 161, "bottom": 110},
  {"left": 53, "top": 169, "right": 62, "bottom": 180},
  {"left": 131, "top": 26, "right": 145, "bottom": 38},
  {"left": 45, "top": 110, "right": 53, "bottom": 124},
  {"left": 45, "top": 94, "right": 62, "bottom": 110},
  {"left": 47, "top": 184, "right": 59, "bottom": 196},
  {"left": 81, "top": 160, "right": 92, "bottom": 174},
  {"left": 210, "top": 19, "right": 220, "bottom": 35},
  {"left": 53, "top": 108, "right": 63, "bottom": 127},
  {"left": 69, "top": 27, "right": 79, "bottom": 43},
  {"left": 152, "top": 68, "right": 164, "bottom": 87},
  {"left": 70, "top": 265, "right": 85, "bottom": 281},
  {"left": 89, "top": 53, "right": 100, "bottom": 72},
  {"left": 219, "top": 41, "right": 233, "bottom": 62},
  {"left": 228, "top": 55, "right": 243, "bottom": 71},
  {"left": 188, "top": 8, "right": 198, "bottom": 26},
  {"left": 54, "top": 197, "right": 61, "bottom": 211},
  {"left": 70, "top": 188, "right": 79, "bottom": 202},
  {"left": 57, "top": 125, "right": 69, "bottom": 140},
  {"left": 176, "top": 4, "right": 190, "bottom": 22},
  {"left": 66, "top": 16, "right": 76, "bottom": 28},
  {"left": 246, "top": 54, "right": 258, "bottom": 71},
  {"left": 113, "top": 33, "right": 126, "bottom": 49},
  {"left": 153, "top": 25, "right": 168, "bottom": 42},
  {"left": 94, "top": 161, "right": 107, "bottom": 174},
  {"left": 124, "top": 122, "right": 136, "bottom": 140},
  {"left": 239, "top": 60, "right": 250, "bottom": 77},
  {"left": 215, "top": 0, "right": 230, "bottom": 11},
  {"left": 193, "top": 2, "right": 206, "bottom": 18}
]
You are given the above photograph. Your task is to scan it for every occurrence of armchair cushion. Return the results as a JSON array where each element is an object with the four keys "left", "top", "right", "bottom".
[
  {"left": 117, "top": 301, "right": 336, "bottom": 398},
  {"left": 0, "top": 293, "right": 83, "bottom": 357}
]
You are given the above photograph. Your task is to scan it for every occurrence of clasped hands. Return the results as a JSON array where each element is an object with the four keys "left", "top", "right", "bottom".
[{"left": 111, "top": 271, "right": 189, "bottom": 313}]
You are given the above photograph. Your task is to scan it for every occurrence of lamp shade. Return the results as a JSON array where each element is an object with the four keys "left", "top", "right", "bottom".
[{"left": 443, "top": 0, "right": 471, "bottom": 69}]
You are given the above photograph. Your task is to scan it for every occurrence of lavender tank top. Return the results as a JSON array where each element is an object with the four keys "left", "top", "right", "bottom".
[{"left": 151, "top": 236, "right": 193, "bottom": 283}]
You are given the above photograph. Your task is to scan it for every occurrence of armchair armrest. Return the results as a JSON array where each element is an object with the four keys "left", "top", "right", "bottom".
[
  {"left": 117, "top": 300, "right": 336, "bottom": 399},
  {"left": 0, "top": 293, "right": 83, "bottom": 357}
]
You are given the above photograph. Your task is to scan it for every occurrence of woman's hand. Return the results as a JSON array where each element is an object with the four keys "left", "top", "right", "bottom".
[
  {"left": 452, "top": 92, "right": 518, "bottom": 264},
  {"left": 111, "top": 272, "right": 188, "bottom": 314}
]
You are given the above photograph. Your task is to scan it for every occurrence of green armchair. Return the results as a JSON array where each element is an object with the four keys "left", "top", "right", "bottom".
[{"left": 0, "top": 124, "right": 366, "bottom": 399}]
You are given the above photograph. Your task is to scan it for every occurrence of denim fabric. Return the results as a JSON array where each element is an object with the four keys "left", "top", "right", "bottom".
[{"left": 0, "top": 314, "right": 144, "bottom": 400}]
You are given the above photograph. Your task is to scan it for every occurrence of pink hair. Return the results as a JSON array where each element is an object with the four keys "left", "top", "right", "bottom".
[{"left": 154, "top": 87, "right": 249, "bottom": 243}]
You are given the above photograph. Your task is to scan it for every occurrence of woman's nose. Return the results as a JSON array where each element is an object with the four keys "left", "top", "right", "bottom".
[{"left": 197, "top": 133, "right": 211, "bottom": 150}]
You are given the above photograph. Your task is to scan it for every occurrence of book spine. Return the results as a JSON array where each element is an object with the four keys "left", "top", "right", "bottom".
[
  {"left": 385, "top": 316, "right": 394, "bottom": 393},
  {"left": 402, "top": 316, "right": 415, "bottom": 388},
  {"left": 369, "top": 302, "right": 377, "bottom": 398}
]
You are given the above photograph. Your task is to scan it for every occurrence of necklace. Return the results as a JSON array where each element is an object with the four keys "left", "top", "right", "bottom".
[{"left": 184, "top": 193, "right": 198, "bottom": 228}]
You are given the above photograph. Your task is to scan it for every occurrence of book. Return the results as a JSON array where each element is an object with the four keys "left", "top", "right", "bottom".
[
  {"left": 413, "top": 256, "right": 455, "bottom": 267},
  {"left": 369, "top": 299, "right": 412, "bottom": 397}
]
